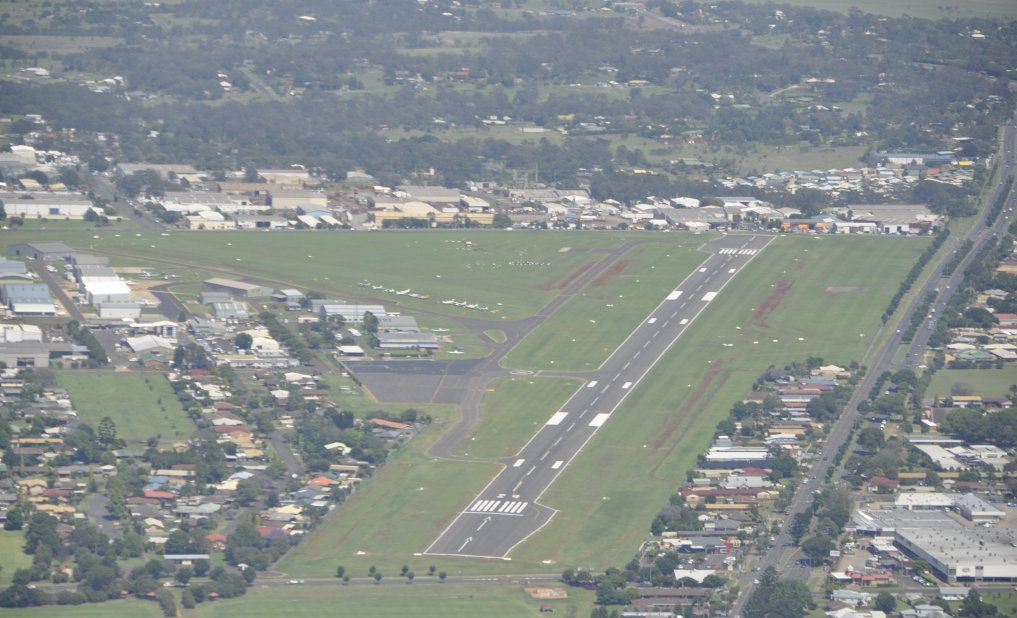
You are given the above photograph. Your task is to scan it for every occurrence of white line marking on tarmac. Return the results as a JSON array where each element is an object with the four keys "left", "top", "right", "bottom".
[
  {"left": 622, "top": 381, "right": 632, "bottom": 389},
  {"left": 477, "top": 517, "right": 491, "bottom": 531},
  {"left": 586, "top": 380, "right": 598, "bottom": 388},
  {"left": 729, "top": 268, "right": 737, "bottom": 273},
  {"left": 702, "top": 292, "right": 718, "bottom": 301},
  {"left": 591, "top": 396, "right": 599, "bottom": 405},
  {"left": 680, "top": 318, "right": 689, "bottom": 325},
  {"left": 699, "top": 267, "right": 707, "bottom": 272},
  {"left": 526, "top": 465, "right": 536, "bottom": 476},
  {"left": 513, "top": 459, "right": 525, "bottom": 467},
  {"left": 552, "top": 460, "right": 563, "bottom": 469},
  {"left": 458, "top": 538, "right": 472, "bottom": 552},
  {"left": 546, "top": 412, "right": 568, "bottom": 425},
  {"left": 589, "top": 413, "right": 611, "bottom": 427},
  {"left": 540, "top": 451, "right": 549, "bottom": 461},
  {"left": 666, "top": 290, "right": 683, "bottom": 300},
  {"left": 567, "top": 422, "right": 576, "bottom": 431},
  {"left": 553, "top": 437, "right": 562, "bottom": 446},
  {"left": 601, "top": 384, "right": 609, "bottom": 393},
  {"left": 647, "top": 317, "right": 657, "bottom": 324}
]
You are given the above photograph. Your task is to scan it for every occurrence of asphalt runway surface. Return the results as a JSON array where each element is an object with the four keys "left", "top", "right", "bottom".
[{"left": 424, "top": 234, "right": 774, "bottom": 559}]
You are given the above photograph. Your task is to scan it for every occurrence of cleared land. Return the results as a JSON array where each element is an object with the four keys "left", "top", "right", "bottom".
[
  {"left": 737, "top": 0, "right": 1017, "bottom": 19},
  {"left": 453, "top": 377, "right": 584, "bottom": 459},
  {"left": 507, "top": 235, "right": 929, "bottom": 568},
  {"left": 927, "top": 368, "right": 1017, "bottom": 400},
  {"left": 0, "top": 531, "right": 30, "bottom": 586},
  {"left": 59, "top": 373, "right": 192, "bottom": 443},
  {"left": 0, "top": 229, "right": 648, "bottom": 320},
  {"left": 505, "top": 241, "right": 706, "bottom": 370},
  {"left": 281, "top": 235, "right": 927, "bottom": 575},
  {"left": 5, "top": 599, "right": 162, "bottom": 617},
  {"left": 195, "top": 584, "right": 594, "bottom": 618},
  {"left": 274, "top": 403, "right": 507, "bottom": 577}
]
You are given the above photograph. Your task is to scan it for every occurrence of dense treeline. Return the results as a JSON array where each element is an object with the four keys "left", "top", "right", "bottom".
[{"left": 882, "top": 229, "right": 949, "bottom": 323}]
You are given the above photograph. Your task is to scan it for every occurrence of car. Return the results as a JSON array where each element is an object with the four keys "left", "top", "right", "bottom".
[{"left": 753, "top": 579, "right": 760, "bottom": 585}]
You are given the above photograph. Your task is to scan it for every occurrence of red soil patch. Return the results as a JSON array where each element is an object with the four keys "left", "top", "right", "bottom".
[
  {"left": 537, "top": 262, "right": 594, "bottom": 291},
  {"left": 752, "top": 278, "right": 793, "bottom": 327},
  {"left": 592, "top": 260, "right": 629, "bottom": 287}
]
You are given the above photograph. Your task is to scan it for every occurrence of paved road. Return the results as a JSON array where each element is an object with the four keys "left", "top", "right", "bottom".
[
  {"left": 730, "top": 119, "right": 1017, "bottom": 615},
  {"left": 425, "top": 234, "right": 774, "bottom": 559}
]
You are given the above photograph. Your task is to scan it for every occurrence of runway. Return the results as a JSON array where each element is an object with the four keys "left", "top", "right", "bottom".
[{"left": 424, "top": 233, "right": 773, "bottom": 559}]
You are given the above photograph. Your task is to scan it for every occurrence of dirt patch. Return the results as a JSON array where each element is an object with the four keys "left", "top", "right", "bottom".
[
  {"left": 526, "top": 587, "right": 568, "bottom": 599},
  {"left": 537, "top": 262, "right": 594, "bottom": 291},
  {"left": 652, "top": 360, "right": 727, "bottom": 452},
  {"left": 753, "top": 278, "right": 793, "bottom": 327},
  {"left": 592, "top": 260, "right": 629, "bottom": 287},
  {"left": 824, "top": 286, "right": 864, "bottom": 298}
]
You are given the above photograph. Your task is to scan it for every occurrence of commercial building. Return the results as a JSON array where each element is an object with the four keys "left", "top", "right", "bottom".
[
  {"left": 204, "top": 278, "right": 273, "bottom": 299},
  {"left": 377, "top": 315, "right": 420, "bottom": 332},
  {"left": 953, "top": 494, "right": 1005, "bottom": 524},
  {"left": 1, "top": 284, "right": 56, "bottom": 315},
  {"left": 0, "top": 192, "right": 94, "bottom": 219},
  {"left": 0, "top": 342, "right": 79, "bottom": 367},
  {"left": 894, "top": 492, "right": 956, "bottom": 510},
  {"left": 268, "top": 189, "right": 327, "bottom": 210},
  {"left": 894, "top": 527, "right": 1017, "bottom": 583}
]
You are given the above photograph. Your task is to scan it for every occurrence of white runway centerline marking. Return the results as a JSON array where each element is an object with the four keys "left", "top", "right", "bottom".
[
  {"left": 546, "top": 412, "right": 568, "bottom": 425},
  {"left": 589, "top": 413, "right": 611, "bottom": 427}
]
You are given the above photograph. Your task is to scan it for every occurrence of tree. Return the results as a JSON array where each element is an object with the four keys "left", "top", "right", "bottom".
[
  {"left": 175, "top": 566, "right": 193, "bottom": 585},
  {"left": 181, "top": 589, "right": 196, "bottom": 609},
  {"left": 874, "top": 592, "right": 897, "bottom": 613},
  {"left": 165, "top": 529, "right": 194, "bottom": 555},
  {"left": 157, "top": 590, "right": 177, "bottom": 617},
  {"left": 407, "top": 571, "right": 414, "bottom": 583},
  {"left": 4, "top": 508, "right": 23, "bottom": 531},
  {"left": 363, "top": 312, "right": 379, "bottom": 335},
  {"left": 235, "top": 480, "right": 260, "bottom": 506},
  {"left": 95, "top": 416, "right": 117, "bottom": 447},
  {"left": 493, "top": 212, "right": 513, "bottom": 228},
  {"left": 857, "top": 427, "right": 885, "bottom": 450},
  {"left": 373, "top": 571, "right": 382, "bottom": 584},
  {"left": 336, "top": 565, "right": 345, "bottom": 579},
  {"left": 235, "top": 332, "right": 253, "bottom": 350},
  {"left": 960, "top": 589, "right": 999, "bottom": 617},
  {"left": 438, "top": 571, "right": 447, "bottom": 582},
  {"left": 745, "top": 567, "right": 812, "bottom": 618}
]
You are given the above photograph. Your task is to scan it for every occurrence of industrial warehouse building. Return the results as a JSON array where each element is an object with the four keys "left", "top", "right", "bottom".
[
  {"left": 0, "top": 284, "right": 56, "bottom": 315},
  {"left": 9, "top": 241, "right": 75, "bottom": 261},
  {"left": 204, "top": 278, "right": 273, "bottom": 299},
  {"left": 0, "top": 192, "right": 94, "bottom": 219},
  {"left": 83, "top": 279, "right": 132, "bottom": 305},
  {"left": 894, "top": 527, "right": 1017, "bottom": 583}
]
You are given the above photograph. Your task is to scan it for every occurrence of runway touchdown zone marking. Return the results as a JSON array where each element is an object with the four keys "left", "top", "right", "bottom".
[{"left": 546, "top": 412, "right": 568, "bottom": 425}]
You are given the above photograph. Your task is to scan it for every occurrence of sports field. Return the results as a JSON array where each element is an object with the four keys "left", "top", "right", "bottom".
[
  {"left": 927, "top": 368, "right": 1017, "bottom": 401},
  {"left": 0, "top": 229, "right": 652, "bottom": 320},
  {"left": 58, "top": 372, "right": 193, "bottom": 443},
  {"left": 453, "top": 377, "right": 584, "bottom": 459},
  {"left": 0, "top": 531, "right": 30, "bottom": 586},
  {"left": 195, "top": 584, "right": 594, "bottom": 618},
  {"left": 504, "top": 240, "right": 707, "bottom": 370}
]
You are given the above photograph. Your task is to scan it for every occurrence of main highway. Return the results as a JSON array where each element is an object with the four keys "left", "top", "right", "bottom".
[
  {"left": 731, "top": 119, "right": 1017, "bottom": 614},
  {"left": 425, "top": 233, "right": 774, "bottom": 558}
]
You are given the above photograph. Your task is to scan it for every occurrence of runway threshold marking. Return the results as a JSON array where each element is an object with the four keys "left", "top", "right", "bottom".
[
  {"left": 589, "top": 413, "right": 611, "bottom": 427},
  {"left": 647, "top": 317, "right": 657, "bottom": 324},
  {"left": 680, "top": 318, "right": 689, "bottom": 325},
  {"left": 702, "top": 292, "right": 718, "bottom": 301},
  {"left": 546, "top": 412, "right": 568, "bottom": 425},
  {"left": 552, "top": 460, "right": 563, "bottom": 469},
  {"left": 513, "top": 459, "right": 525, "bottom": 467},
  {"left": 622, "top": 381, "right": 632, "bottom": 389},
  {"left": 666, "top": 290, "right": 683, "bottom": 300},
  {"left": 586, "top": 381, "right": 598, "bottom": 388}
]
